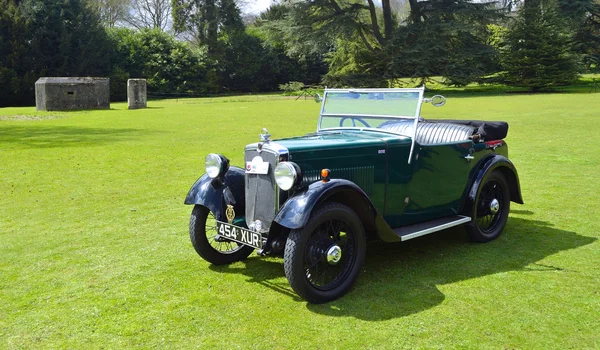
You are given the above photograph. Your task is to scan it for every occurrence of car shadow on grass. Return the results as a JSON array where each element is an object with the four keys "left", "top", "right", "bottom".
[
  {"left": 210, "top": 216, "right": 595, "bottom": 320},
  {"left": 209, "top": 258, "right": 302, "bottom": 300},
  {"left": 0, "top": 125, "right": 150, "bottom": 148},
  {"left": 307, "top": 216, "right": 596, "bottom": 319}
]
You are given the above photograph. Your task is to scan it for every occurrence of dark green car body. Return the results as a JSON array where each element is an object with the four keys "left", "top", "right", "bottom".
[
  {"left": 278, "top": 130, "right": 495, "bottom": 227},
  {"left": 185, "top": 88, "right": 523, "bottom": 303}
]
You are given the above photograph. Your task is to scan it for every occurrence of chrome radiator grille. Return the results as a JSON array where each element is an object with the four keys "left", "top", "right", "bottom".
[{"left": 244, "top": 147, "right": 280, "bottom": 232}]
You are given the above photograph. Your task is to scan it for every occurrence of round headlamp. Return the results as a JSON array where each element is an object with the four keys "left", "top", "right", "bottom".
[
  {"left": 274, "top": 162, "right": 300, "bottom": 191},
  {"left": 205, "top": 153, "right": 228, "bottom": 179}
]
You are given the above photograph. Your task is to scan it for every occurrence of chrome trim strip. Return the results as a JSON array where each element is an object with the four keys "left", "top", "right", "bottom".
[
  {"left": 318, "top": 90, "right": 327, "bottom": 132},
  {"left": 400, "top": 216, "right": 471, "bottom": 242},
  {"left": 408, "top": 87, "right": 426, "bottom": 165},
  {"left": 321, "top": 113, "right": 417, "bottom": 118},
  {"left": 246, "top": 142, "right": 289, "bottom": 156}
]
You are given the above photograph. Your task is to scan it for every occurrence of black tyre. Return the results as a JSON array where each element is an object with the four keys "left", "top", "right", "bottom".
[
  {"left": 189, "top": 205, "right": 254, "bottom": 265},
  {"left": 284, "top": 202, "right": 366, "bottom": 303},
  {"left": 466, "top": 171, "right": 511, "bottom": 242}
]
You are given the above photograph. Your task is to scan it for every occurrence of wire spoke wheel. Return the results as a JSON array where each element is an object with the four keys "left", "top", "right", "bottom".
[
  {"left": 189, "top": 205, "right": 254, "bottom": 265},
  {"left": 284, "top": 203, "right": 366, "bottom": 303},
  {"left": 304, "top": 219, "right": 356, "bottom": 290},
  {"left": 475, "top": 179, "right": 505, "bottom": 233},
  {"left": 204, "top": 211, "right": 245, "bottom": 254},
  {"left": 466, "top": 171, "right": 510, "bottom": 243}
]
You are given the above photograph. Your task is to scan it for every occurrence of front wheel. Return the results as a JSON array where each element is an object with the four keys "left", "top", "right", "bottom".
[
  {"left": 189, "top": 205, "right": 254, "bottom": 265},
  {"left": 466, "top": 171, "right": 511, "bottom": 242},
  {"left": 284, "top": 202, "right": 366, "bottom": 303}
]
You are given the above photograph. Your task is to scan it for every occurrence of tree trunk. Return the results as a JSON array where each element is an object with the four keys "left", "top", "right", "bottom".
[
  {"left": 382, "top": 0, "right": 393, "bottom": 39},
  {"left": 408, "top": 0, "right": 421, "bottom": 24},
  {"left": 205, "top": 0, "right": 218, "bottom": 55}
]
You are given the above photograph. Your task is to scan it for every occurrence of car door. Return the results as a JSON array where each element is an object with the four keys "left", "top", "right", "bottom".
[{"left": 402, "top": 141, "right": 474, "bottom": 224}]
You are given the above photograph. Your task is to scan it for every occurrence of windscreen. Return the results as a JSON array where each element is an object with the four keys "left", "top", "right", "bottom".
[
  {"left": 319, "top": 89, "right": 422, "bottom": 132},
  {"left": 322, "top": 91, "right": 420, "bottom": 117}
]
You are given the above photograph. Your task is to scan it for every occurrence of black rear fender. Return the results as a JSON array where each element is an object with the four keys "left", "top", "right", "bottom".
[{"left": 462, "top": 155, "right": 523, "bottom": 214}]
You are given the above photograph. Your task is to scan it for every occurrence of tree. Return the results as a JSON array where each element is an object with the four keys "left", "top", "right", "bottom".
[
  {"left": 24, "top": 0, "right": 112, "bottom": 77},
  {"left": 0, "top": 0, "right": 32, "bottom": 106},
  {"left": 127, "top": 0, "right": 172, "bottom": 30},
  {"left": 253, "top": 3, "right": 329, "bottom": 85},
  {"left": 556, "top": 0, "right": 600, "bottom": 70},
  {"left": 88, "top": 0, "right": 130, "bottom": 27},
  {"left": 387, "top": 0, "right": 503, "bottom": 86},
  {"left": 108, "top": 28, "right": 212, "bottom": 98},
  {"left": 270, "top": 0, "right": 503, "bottom": 86},
  {"left": 0, "top": 0, "right": 113, "bottom": 106},
  {"left": 502, "top": 0, "right": 580, "bottom": 90},
  {"left": 172, "top": 0, "right": 244, "bottom": 53}
]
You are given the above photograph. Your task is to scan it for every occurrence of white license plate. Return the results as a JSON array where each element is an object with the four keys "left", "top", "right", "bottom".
[
  {"left": 245, "top": 160, "right": 269, "bottom": 174},
  {"left": 216, "top": 221, "right": 263, "bottom": 249}
]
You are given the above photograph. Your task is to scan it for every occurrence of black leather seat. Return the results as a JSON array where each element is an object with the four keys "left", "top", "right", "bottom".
[{"left": 379, "top": 122, "right": 475, "bottom": 145}]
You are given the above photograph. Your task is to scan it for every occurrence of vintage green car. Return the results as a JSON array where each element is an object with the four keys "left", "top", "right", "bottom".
[{"left": 185, "top": 87, "right": 523, "bottom": 303}]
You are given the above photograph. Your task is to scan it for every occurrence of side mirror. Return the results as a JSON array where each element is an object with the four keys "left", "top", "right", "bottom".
[
  {"left": 431, "top": 95, "right": 446, "bottom": 107},
  {"left": 425, "top": 95, "right": 446, "bottom": 107},
  {"left": 314, "top": 93, "right": 322, "bottom": 103}
]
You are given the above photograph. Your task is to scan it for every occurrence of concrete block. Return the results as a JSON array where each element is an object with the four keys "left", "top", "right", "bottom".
[{"left": 127, "top": 79, "right": 147, "bottom": 109}]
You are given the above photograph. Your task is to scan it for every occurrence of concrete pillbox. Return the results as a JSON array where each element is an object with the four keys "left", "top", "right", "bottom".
[{"left": 35, "top": 77, "right": 110, "bottom": 111}]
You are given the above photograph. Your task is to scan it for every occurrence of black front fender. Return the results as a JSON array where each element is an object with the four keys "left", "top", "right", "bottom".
[
  {"left": 184, "top": 166, "right": 245, "bottom": 221},
  {"left": 274, "top": 179, "right": 398, "bottom": 241}
]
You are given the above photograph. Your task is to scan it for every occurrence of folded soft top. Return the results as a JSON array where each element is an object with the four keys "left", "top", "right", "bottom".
[{"left": 426, "top": 119, "right": 509, "bottom": 141}]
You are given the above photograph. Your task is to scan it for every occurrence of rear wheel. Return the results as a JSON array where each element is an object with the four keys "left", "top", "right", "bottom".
[
  {"left": 189, "top": 205, "right": 254, "bottom": 265},
  {"left": 466, "top": 171, "right": 510, "bottom": 242},
  {"left": 284, "top": 202, "right": 366, "bottom": 303}
]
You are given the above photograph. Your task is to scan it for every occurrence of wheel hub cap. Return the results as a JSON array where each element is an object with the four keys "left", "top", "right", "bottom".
[
  {"left": 489, "top": 198, "right": 500, "bottom": 214},
  {"left": 326, "top": 245, "right": 342, "bottom": 265}
]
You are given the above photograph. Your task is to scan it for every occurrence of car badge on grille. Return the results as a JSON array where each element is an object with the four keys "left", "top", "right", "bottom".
[
  {"left": 246, "top": 156, "right": 269, "bottom": 174},
  {"left": 225, "top": 205, "right": 235, "bottom": 224},
  {"left": 254, "top": 220, "right": 263, "bottom": 232}
]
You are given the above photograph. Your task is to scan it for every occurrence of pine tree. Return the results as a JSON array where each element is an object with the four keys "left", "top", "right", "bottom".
[
  {"left": 388, "top": 0, "right": 502, "bottom": 86},
  {"left": 0, "top": 0, "right": 32, "bottom": 106},
  {"left": 502, "top": 0, "right": 580, "bottom": 91}
]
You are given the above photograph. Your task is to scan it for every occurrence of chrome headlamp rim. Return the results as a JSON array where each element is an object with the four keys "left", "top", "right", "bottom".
[
  {"left": 274, "top": 162, "right": 300, "bottom": 191},
  {"left": 205, "top": 153, "right": 227, "bottom": 179}
]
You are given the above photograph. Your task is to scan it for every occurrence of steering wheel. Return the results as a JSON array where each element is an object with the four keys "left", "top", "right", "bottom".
[{"left": 339, "top": 117, "right": 371, "bottom": 128}]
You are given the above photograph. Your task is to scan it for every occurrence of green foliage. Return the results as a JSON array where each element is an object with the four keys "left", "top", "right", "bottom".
[
  {"left": 278, "top": 81, "right": 305, "bottom": 94},
  {"left": 557, "top": 0, "right": 600, "bottom": 70},
  {"left": 0, "top": 0, "right": 32, "bottom": 106},
  {"left": 502, "top": 0, "right": 580, "bottom": 90},
  {"left": 487, "top": 23, "right": 509, "bottom": 51},
  {"left": 0, "top": 0, "right": 112, "bottom": 106},
  {"left": 389, "top": 0, "right": 503, "bottom": 86},
  {"left": 274, "top": 0, "right": 502, "bottom": 87},
  {"left": 24, "top": 0, "right": 112, "bottom": 77},
  {"left": 252, "top": 4, "right": 329, "bottom": 85},
  {"left": 323, "top": 37, "right": 388, "bottom": 87},
  {"left": 108, "top": 28, "right": 211, "bottom": 99},
  {"left": 172, "top": 0, "right": 243, "bottom": 56},
  {"left": 218, "top": 31, "right": 274, "bottom": 92}
]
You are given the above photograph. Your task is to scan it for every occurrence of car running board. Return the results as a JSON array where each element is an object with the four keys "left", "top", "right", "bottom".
[{"left": 392, "top": 215, "right": 472, "bottom": 242}]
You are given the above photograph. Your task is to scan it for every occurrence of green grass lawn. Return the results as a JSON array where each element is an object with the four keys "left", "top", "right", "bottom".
[{"left": 1, "top": 92, "right": 599, "bottom": 349}]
